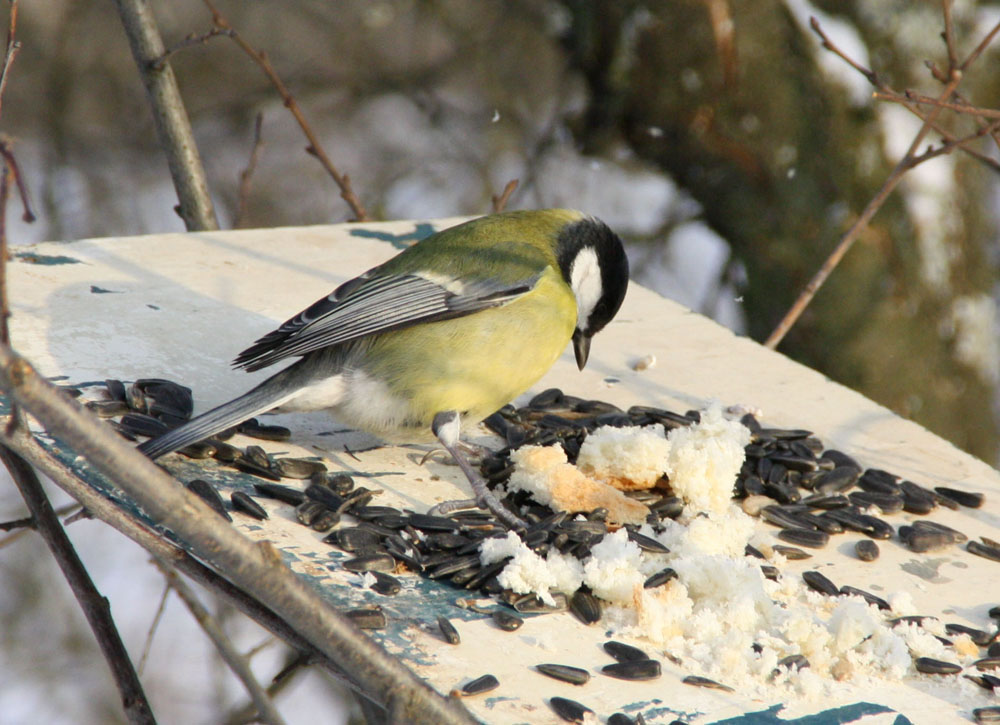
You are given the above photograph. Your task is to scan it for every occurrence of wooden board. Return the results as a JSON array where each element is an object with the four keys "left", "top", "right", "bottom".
[{"left": 9, "top": 219, "right": 1000, "bottom": 724}]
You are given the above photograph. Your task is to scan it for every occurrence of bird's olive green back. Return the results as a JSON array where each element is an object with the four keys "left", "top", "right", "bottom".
[{"left": 377, "top": 209, "right": 586, "bottom": 285}]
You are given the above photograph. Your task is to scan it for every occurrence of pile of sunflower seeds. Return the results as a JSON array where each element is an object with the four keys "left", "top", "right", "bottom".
[{"left": 85, "top": 379, "right": 1000, "bottom": 723}]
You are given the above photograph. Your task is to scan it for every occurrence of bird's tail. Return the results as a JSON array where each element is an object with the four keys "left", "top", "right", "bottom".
[{"left": 138, "top": 374, "right": 297, "bottom": 460}]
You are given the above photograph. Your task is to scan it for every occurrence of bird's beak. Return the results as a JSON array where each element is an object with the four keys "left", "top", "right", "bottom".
[{"left": 572, "top": 330, "right": 591, "bottom": 371}]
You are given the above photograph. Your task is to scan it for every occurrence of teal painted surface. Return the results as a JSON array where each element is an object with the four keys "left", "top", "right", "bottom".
[
  {"left": 708, "top": 702, "right": 904, "bottom": 724},
  {"left": 14, "top": 251, "right": 82, "bottom": 265},
  {"left": 349, "top": 222, "right": 437, "bottom": 250}
]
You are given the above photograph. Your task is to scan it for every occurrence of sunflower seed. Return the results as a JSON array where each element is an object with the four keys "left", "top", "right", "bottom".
[
  {"left": 913, "top": 520, "right": 967, "bottom": 543},
  {"left": 773, "top": 545, "right": 811, "bottom": 560},
  {"left": 237, "top": 418, "right": 291, "bottom": 441},
  {"left": 644, "top": 567, "right": 679, "bottom": 588},
  {"left": 536, "top": 663, "right": 590, "bottom": 686},
  {"left": 87, "top": 400, "right": 129, "bottom": 418},
  {"left": 914, "top": 657, "right": 961, "bottom": 675},
  {"left": 768, "top": 453, "right": 819, "bottom": 473},
  {"left": 310, "top": 508, "right": 340, "bottom": 531},
  {"left": 274, "top": 457, "right": 327, "bottom": 479},
  {"left": 943, "top": 624, "right": 991, "bottom": 645},
  {"left": 210, "top": 440, "right": 242, "bottom": 462},
  {"left": 607, "top": 714, "right": 635, "bottom": 725},
  {"left": 965, "top": 674, "right": 1000, "bottom": 691},
  {"left": 776, "top": 654, "right": 809, "bottom": 672},
  {"left": 178, "top": 441, "right": 215, "bottom": 459},
  {"left": 187, "top": 479, "right": 231, "bottom": 521},
  {"left": 549, "top": 696, "right": 594, "bottom": 723},
  {"left": 249, "top": 482, "right": 303, "bottom": 506},
  {"left": 603, "top": 640, "right": 650, "bottom": 663},
  {"left": 230, "top": 491, "right": 268, "bottom": 520},
  {"left": 934, "top": 486, "right": 984, "bottom": 508},
  {"left": 682, "top": 675, "right": 733, "bottom": 691},
  {"left": 760, "top": 565, "right": 780, "bottom": 581},
  {"left": 974, "top": 706, "right": 1000, "bottom": 723},
  {"left": 854, "top": 540, "right": 880, "bottom": 562},
  {"left": 344, "top": 606, "right": 385, "bottom": 629},
  {"left": 802, "top": 570, "right": 839, "bottom": 596},
  {"left": 814, "top": 466, "right": 861, "bottom": 494},
  {"left": 409, "top": 513, "right": 461, "bottom": 532},
  {"left": 369, "top": 571, "right": 401, "bottom": 596},
  {"left": 492, "top": 610, "right": 523, "bottom": 631},
  {"left": 328, "top": 527, "right": 381, "bottom": 552},
  {"left": 899, "top": 481, "right": 937, "bottom": 514},
  {"left": 848, "top": 491, "right": 904, "bottom": 514},
  {"left": 234, "top": 459, "right": 282, "bottom": 481},
  {"left": 436, "top": 615, "right": 460, "bottom": 644},
  {"left": 821, "top": 450, "right": 860, "bottom": 471},
  {"left": 513, "top": 592, "right": 568, "bottom": 613},
  {"left": 626, "top": 529, "right": 670, "bottom": 554},
  {"left": 343, "top": 553, "right": 396, "bottom": 573},
  {"left": 975, "top": 657, "right": 1000, "bottom": 671},
  {"left": 899, "top": 526, "right": 954, "bottom": 553},
  {"left": 602, "top": 659, "right": 661, "bottom": 681},
  {"left": 460, "top": 674, "right": 499, "bottom": 696},
  {"left": 863, "top": 514, "right": 895, "bottom": 539},
  {"left": 429, "top": 555, "right": 481, "bottom": 579},
  {"left": 570, "top": 590, "right": 602, "bottom": 625},
  {"left": 777, "top": 527, "right": 829, "bottom": 549},
  {"left": 840, "top": 585, "right": 890, "bottom": 610},
  {"left": 120, "top": 412, "right": 170, "bottom": 438},
  {"left": 105, "top": 378, "right": 127, "bottom": 402}
]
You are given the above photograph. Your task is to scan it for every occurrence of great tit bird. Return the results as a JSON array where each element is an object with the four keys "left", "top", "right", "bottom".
[{"left": 139, "top": 209, "right": 629, "bottom": 525}]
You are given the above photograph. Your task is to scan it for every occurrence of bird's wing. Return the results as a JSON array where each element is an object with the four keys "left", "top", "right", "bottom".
[{"left": 233, "top": 270, "right": 540, "bottom": 372}]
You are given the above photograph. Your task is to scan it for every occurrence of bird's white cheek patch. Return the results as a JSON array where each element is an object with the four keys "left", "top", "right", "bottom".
[{"left": 570, "top": 247, "right": 603, "bottom": 329}]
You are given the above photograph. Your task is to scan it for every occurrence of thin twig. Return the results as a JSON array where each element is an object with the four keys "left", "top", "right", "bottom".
[
  {"left": 137, "top": 582, "right": 171, "bottom": 676},
  {"left": 225, "top": 651, "right": 310, "bottom": 725},
  {"left": 0, "top": 446, "right": 156, "bottom": 723},
  {"left": 810, "top": 17, "right": 1000, "bottom": 174},
  {"left": 112, "top": 0, "right": 219, "bottom": 231},
  {"left": 875, "top": 90, "right": 1000, "bottom": 120},
  {"left": 151, "top": 27, "right": 233, "bottom": 70},
  {"left": 941, "top": 0, "right": 959, "bottom": 71},
  {"left": 491, "top": 179, "right": 518, "bottom": 213},
  {"left": 767, "top": 9, "right": 978, "bottom": 348},
  {"left": 234, "top": 112, "right": 264, "bottom": 229},
  {"left": 957, "top": 17, "right": 1000, "bottom": 71},
  {"left": 0, "top": 0, "right": 20, "bottom": 123},
  {"left": 0, "top": 348, "right": 474, "bottom": 724},
  {"left": 0, "top": 140, "right": 35, "bottom": 221},
  {"left": 154, "top": 558, "right": 286, "bottom": 725},
  {"left": 3, "top": 424, "right": 364, "bottom": 704},
  {"left": 201, "top": 0, "right": 369, "bottom": 221},
  {"left": 925, "top": 60, "right": 1000, "bottom": 154}
]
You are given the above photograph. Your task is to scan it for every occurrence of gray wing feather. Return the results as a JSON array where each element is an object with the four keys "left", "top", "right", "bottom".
[{"left": 234, "top": 271, "right": 538, "bottom": 372}]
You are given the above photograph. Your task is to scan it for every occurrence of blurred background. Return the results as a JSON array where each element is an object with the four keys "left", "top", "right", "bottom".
[{"left": 2, "top": 1, "right": 999, "bottom": 722}]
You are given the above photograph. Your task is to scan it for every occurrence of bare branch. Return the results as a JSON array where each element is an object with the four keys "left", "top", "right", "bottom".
[
  {"left": 958, "top": 17, "right": 1000, "bottom": 71},
  {"left": 0, "top": 446, "right": 156, "bottom": 723},
  {"left": 112, "top": 0, "right": 219, "bottom": 231},
  {"left": 137, "top": 582, "right": 170, "bottom": 676},
  {"left": 154, "top": 559, "right": 286, "bottom": 725},
  {"left": 768, "top": 14, "right": 979, "bottom": 349},
  {"left": 234, "top": 112, "right": 264, "bottom": 229},
  {"left": 875, "top": 90, "right": 1000, "bottom": 120},
  {"left": 491, "top": 179, "right": 518, "bottom": 213},
  {"left": 941, "top": 0, "right": 959, "bottom": 71},
  {"left": 201, "top": 0, "right": 369, "bottom": 221},
  {"left": 0, "top": 0, "right": 20, "bottom": 123},
  {"left": 151, "top": 27, "right": 233, "bottom": 71},
  {"left": 0, "top": 348, "right": 475, "bottom": 724}
]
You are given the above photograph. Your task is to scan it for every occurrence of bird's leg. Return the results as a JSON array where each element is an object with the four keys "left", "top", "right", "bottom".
[{"left": 430, "top": 411, "right": 525, "bottom": 529}]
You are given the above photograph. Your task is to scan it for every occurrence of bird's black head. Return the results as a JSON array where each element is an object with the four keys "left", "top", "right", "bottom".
[{"left": 556, "top": 216, "right": 630, "bottom": 370}]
